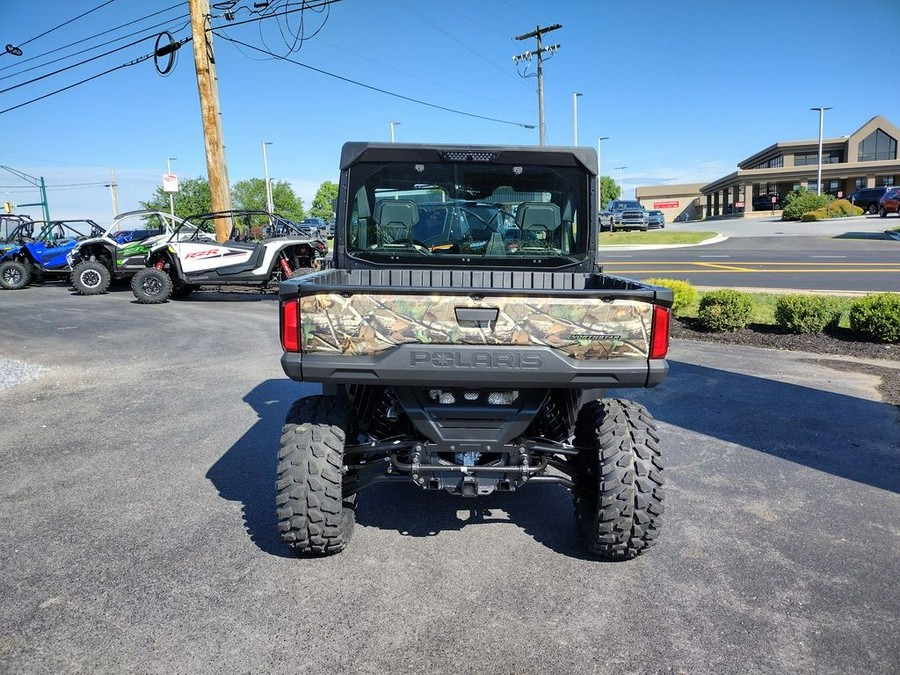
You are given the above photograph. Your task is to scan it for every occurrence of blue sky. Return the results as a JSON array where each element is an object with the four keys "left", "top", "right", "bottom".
[{"left": 2, "top": 0, "right": 899, "bottom": 223}]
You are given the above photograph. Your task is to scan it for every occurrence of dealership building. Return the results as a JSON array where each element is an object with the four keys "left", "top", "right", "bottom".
[{"left": 636, "top": 115, "right": 900, "bottom": 222}]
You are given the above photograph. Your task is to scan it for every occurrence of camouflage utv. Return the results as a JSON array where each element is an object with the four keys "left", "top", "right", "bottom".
[{"left": 276, "top": 143, "right": 672, "bottom": 560}]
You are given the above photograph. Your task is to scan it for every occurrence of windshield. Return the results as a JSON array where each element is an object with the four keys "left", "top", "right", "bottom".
[{"left": 346, "top": 159, "right": 590, "bottom": 268}]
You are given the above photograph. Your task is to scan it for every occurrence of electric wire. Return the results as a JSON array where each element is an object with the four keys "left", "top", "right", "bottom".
[
  {"left": 4, "top": 0, "right": 120, "bottom": 53},
  {"left": 215, "top": 33, "right": 535, "bottom": 129},
  {"left": 392, "top": 0, "right": 529, "bottom": 90},
  {"left": 0, "top": 3, "right": 185, "bottom": 73}
]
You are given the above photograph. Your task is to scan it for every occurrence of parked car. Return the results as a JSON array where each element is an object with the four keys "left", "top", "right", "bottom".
[
  {"left": 878, "top": 187, "right": 900, "bottom": 217},
  {"left": 646, "top": 210, "right": 665, "bottom": 229},
  {"left": 300, "top": 217, "right": 328, "bottom": 237},
  {"left": 600, "top": 200, "right": 648, "bottom": 231},
  {"left": 752, "top": 194, "right": 782, "bottom": 211},
  {"left": 849, "top": 186, "right": 891, "bottom": 215}
]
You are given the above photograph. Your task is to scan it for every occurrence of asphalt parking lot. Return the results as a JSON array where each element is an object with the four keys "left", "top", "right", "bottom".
[{"left": 1, "top": 283, "right": 898, "bottom": 674}]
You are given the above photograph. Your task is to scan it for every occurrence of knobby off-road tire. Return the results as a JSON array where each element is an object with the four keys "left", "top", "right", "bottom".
[
  {"left": 131, "top": 268, "right": 172, "bottom": 304},
  {"left": 0, "top": 260, "right": 31, "bottom": 290},
  {"left": 277, "top": 395, "right": 357, "bottom": 555},
  {"left": 72, "top": 260, "right": 111, "bottom": 295},
  {"left": 572, "top": 398, "right": 664, "bottom": 561}
]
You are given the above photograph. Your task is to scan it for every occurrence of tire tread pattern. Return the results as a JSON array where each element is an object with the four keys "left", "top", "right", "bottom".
[
  {"left": 276, "top": 395, "right": 356, "bottom": 555},
  {"left": 572, "top": 398, "right": 664, "bottom": 560}
]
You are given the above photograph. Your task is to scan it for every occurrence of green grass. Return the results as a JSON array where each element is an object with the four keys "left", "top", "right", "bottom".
[
  {"left": 599, "top": 230, "right": 717, "bottom": 245},
  {"left": 678, "top": 291, "right": 858, "bottom": 328}
]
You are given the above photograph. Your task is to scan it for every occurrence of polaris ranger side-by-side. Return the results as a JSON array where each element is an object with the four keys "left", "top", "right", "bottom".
[{"left": 276, "top": 143, "right": 672, "bottom": 560}]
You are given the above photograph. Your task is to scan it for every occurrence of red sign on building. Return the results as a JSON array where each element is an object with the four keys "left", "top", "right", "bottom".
[{"left": 653, "top": 200, "right": 679, "bottom": 209}]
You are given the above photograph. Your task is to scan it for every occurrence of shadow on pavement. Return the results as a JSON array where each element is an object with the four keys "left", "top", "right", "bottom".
[
  {"left": 645, "top": 361, "right": 900, "bottom": 494},
  {"left": 208, "top": 361, "right": 899, "bottom": 557},
  {"left": 832, "top": 231, "right": 898, "bottom": 240},
  {"left": 206, "top": 377, "right": 315, "bottom": 558}
]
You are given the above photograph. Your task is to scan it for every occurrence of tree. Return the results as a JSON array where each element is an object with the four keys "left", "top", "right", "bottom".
[
  {"left": 140, "top": 176, "right": 212, "bottom": 218},
  {"left": 309, "top": 180, "right": 338, "bottom": 221},
  {"left": 231, "top": 178, "right": 304, "bottom": 220},
  {"left": 599, "top": 175, "right": 620, "bottom": 210}
]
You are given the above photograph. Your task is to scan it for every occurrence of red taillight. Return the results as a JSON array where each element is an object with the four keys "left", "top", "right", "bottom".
[
  {"left": 281, "top": 298, "right": 300, "bottom": 352},
  {"left": 649, "top": 305, "right": 670, "bottom": 359}
]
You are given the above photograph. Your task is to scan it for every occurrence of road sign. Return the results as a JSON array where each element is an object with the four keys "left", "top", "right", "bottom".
[{"left": 162, "top": 173, "right": 179, "bottom": 193}]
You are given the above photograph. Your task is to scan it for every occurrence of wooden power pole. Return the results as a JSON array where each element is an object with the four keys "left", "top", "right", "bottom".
[
  {"left": 514, "top": 24, "right": 562, "bottom": 146},
  {"left": 188, "top": 0, "right": 232, "bottom": 241}
]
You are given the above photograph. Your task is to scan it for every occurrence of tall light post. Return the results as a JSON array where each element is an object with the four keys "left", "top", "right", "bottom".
[
  {"left": 572, "top": 92, "right": 582, "bottom": 146},
  {"left": 390, "top": 121, "right": 401, "bottom": 143},
  {"left": 615, "top": 165, "right": 627, "bottom": 199},
  {"left": 166, "top": 157, "right": 177, "bottom": 218},
  {"left": 810, "top": 106, "right": 832, "bottom": 195},
  {"left": 597, "top": 136, "right": 609, "bottom": 196},
  {"left": 262, "top": 141, "right": 274, "bottom": 215}
]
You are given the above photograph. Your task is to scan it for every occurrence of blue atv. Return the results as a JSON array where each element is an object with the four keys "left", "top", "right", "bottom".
[{"left": 0, "top": 219, "right": 103, "bottom": 290}]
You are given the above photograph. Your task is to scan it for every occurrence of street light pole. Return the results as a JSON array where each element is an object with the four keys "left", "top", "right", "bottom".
[
  {"left": 390, "top": 121, "right": 401, "bottom": 143},
  {"left": 597, "top": 136, "right": 609, "bottom": 205},
  {"left": 262, "top": 141, "right": 274, "bottom": 215},
  {"left": 811, "top": 106, "right": 832, "bottom": 196},
  {"left": 166, "top": 157, "right": 177, "bottom": 218},
  {"left": 615, "top": 165, "right": 627, "bottom": 199},
  {"left": 572, "top": 92, "right": 582, "bottom": 146}
]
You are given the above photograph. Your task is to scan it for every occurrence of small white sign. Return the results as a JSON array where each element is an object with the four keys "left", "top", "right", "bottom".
[{"left": 162, "top": 173, "right": 179, "bottom": 193}]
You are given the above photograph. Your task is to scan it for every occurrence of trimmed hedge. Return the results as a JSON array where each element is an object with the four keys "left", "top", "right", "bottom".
[
  {"left": 645, "top": 278, "right": 698, "bottom": 317},
  {"left": 849, "top": 293, "right": 900, "bottom": 343},
  {"left": 774, "top": 294, "right": 841, "bottom": 333},
  {"left": 698, "top": 289, "right": 753, "bottom": 332}
]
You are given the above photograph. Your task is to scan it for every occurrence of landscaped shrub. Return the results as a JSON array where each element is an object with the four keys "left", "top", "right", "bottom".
[
  {"left": 774, "top": 294, "right": 842, "bottom": 334},
  {"left": 801, "top": 210, "right": 823, "bottom": 222},
  {"left": 827, "top": 199, "right": 864, "bottom": 217},
  {"left": 782, "top": 187, "right": 831, "bottom": 221},
  {"left": 645, "top": 278, "right": 698, "bottom": 317},
  {"left": 697, "top": 289, "right": 753, "bottom": 332},
  {"left": 849, "top": 293, "right": 900, "bottom": 343}
]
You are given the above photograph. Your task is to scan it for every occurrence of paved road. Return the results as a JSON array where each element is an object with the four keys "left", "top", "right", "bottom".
[
  {"left": 601, "top": 215, "right": 900, "bottom": 291},
  {"left": 1, "top": 285, "right": 898, "bottom": 674}
]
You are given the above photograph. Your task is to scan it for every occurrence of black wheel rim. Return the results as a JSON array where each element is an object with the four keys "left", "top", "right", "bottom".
[
  {"left": 142, "top": 277, "right": 161, "bottom": 295},
  {"left": 81, "top": 270, "right": 100, "bottom": 287},
  {"left": 3, "top": 267, "right": 21, "bottom": 284}
]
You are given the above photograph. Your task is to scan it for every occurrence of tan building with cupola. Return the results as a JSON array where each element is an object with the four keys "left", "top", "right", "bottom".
[{"left": 636, "top": 115, "right": 900, "bottom": 221}]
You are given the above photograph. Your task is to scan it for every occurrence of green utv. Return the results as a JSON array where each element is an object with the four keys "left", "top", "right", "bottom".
[
  {"left": 276, "top": 143, "right": 673, "bottom": 560},
  {"left": 68, "top": 210, "right": 194, "bottom": 295}
]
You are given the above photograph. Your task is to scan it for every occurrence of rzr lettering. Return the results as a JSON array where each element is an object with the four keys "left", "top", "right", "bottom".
[{"left": 184, "top": 248, "right": 222, "bottom": 259}]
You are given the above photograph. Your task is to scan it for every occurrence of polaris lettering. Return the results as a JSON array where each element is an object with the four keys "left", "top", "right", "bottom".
[{"left": 410, "top": 351, "right": 543, "bottom": 369}]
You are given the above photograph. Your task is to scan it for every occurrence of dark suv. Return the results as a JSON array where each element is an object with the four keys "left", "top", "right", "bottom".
[
  {"left": 849, "top": 186, "right": 891, "bottom": 215},
  {"left": 752, "top": 194, "right": 782, "bottom": 211}
]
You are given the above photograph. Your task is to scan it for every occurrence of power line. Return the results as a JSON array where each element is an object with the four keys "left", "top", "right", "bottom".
[
  {"left": 0, "top": 34, "right": 165, "bottom": 96},
  {"left": 215, "top": 33, "right": 535, "bottom": 129},
  {"left": 392, "top": 0, "right": 529, "bottom": 90},
  {"left": 0, "top": 4, "right": 186, "bottom": 77},
  {"left": 5, "top": 0, "right": 121, "bottom": 53},
  {"left": 0, "top": 51, "right": 156, "bottom": 116}
]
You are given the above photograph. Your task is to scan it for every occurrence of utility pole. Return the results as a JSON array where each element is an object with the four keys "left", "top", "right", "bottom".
[
  {"left": 514, "top": 24, "right": 561, "bottom": 146},
  {"left": 107, "top": 166, "right": 119, "bottom": 217},
  {"left": 188, "top": 0, "right": 232, "bottom": 241}
]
